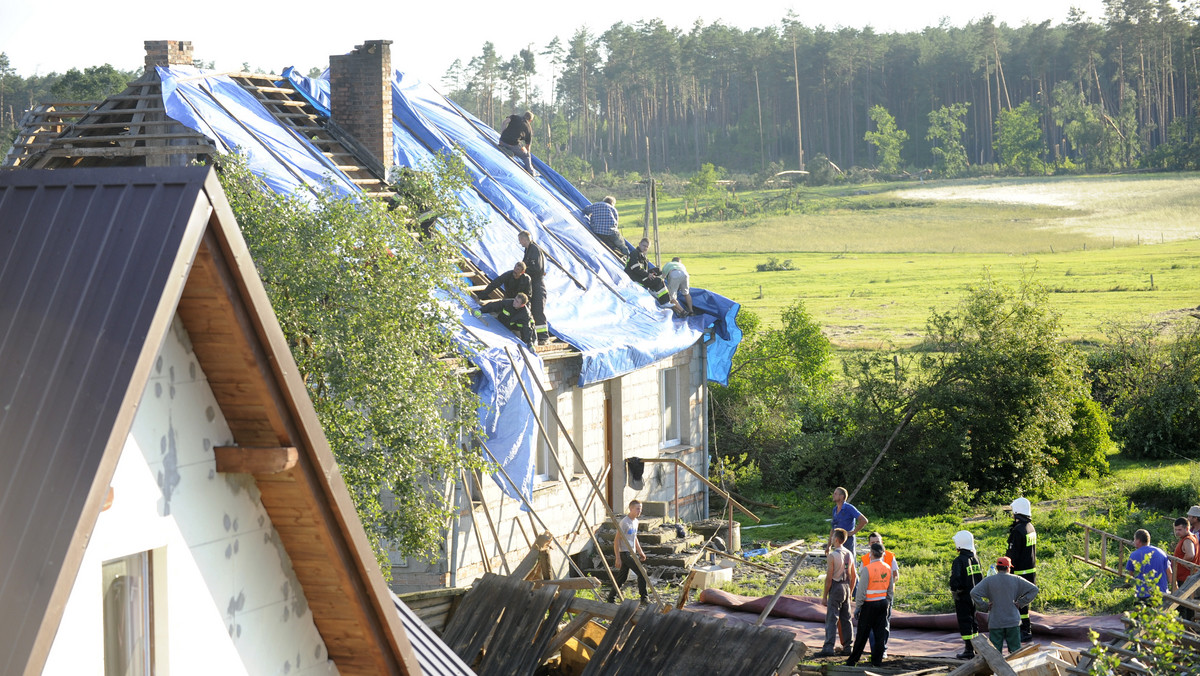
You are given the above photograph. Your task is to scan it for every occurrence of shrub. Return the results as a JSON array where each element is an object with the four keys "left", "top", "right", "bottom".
[{"left": 755, "top": 257, "right": 794, "bottom": 272}]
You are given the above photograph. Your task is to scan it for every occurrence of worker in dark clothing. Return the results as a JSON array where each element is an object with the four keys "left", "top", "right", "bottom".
[
  {"left": 625, "top": 238, "right": 686, "bottom": 316},
  {"left": 949, "top": 530, "right": 984, "bottom": 659},
  {"left": 517, "top": 230, "right": 549, "bottom": 345},
  {"left": 498, "top": 111, "right": 536, "bottom": 175},
  {"left": 482, "top": 261, "right": 532, "bottom": 300},
  {"left": 480, "top": 293, "right": 535, "bottom": 347},
  {"left": 1006, "top": 497, "right": 1038, "bottom": 642}
]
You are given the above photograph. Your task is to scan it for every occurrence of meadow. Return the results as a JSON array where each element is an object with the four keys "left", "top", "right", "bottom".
[
  {"left": 615, "top": 174, "right": 1200, "bottom": 347},
  {"left": 607, "top": 173, "right": 1200, "bottom": 616}
]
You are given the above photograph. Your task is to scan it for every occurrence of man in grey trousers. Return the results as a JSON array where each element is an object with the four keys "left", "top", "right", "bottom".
[
  {"left": 970, "top": 556, "right": 1040, "bottom": 654},
  {"left": 813, "top": 527, "right": 857, "bottom": 657}
]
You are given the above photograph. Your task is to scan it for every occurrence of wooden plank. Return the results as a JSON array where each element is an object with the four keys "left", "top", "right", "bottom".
[
  {"left": 214, "top": 445, "right": 298, "bottom": 474},
  {"left": 762, "top": 539, "right": 805, "bottom": 559},
  {"left": 580, "top": 599, "right": 641, "bottom": 676},
  {"left": 970, "top": 635, "right": 1018, "bottom": 676},
  {"left": 541, "top": 611, "right": 595, "bottom": 661},
  {"left": 55, "top": 132, "right": 204, "bottom": 143},
  {"left": 532, "top": 577, "right": 599, "bottom": 591},
  {"left": 676, "top": 570, "right": 698, "bottom": 609},
  {"left": 41, "top": 144, "right": 212, "bottom": 157}
]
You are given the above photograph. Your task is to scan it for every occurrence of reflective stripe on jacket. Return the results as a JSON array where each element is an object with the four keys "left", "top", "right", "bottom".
[{"left": 864, "top": 560, "right": 892, "bottom": 602}]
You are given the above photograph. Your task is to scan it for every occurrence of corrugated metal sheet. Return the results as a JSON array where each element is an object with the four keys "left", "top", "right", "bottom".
[
  {"left": 0, "top": 167, "right": 212, "bottom": 675},
  {"left": 392, "top": 593, "right": 476, "bottom": 676}
]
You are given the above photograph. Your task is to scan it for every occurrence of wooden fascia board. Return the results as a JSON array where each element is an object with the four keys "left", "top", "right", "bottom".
[
  {"left": 197, "top": 170, "right": 421, "bottom": 675},
  {"left": 23, "top": 186, "right": 214, "bottom": 676}
]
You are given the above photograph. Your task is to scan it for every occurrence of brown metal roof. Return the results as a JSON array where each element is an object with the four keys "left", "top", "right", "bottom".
[{"left": 0, "top": 167, "right": 423, "bottom": 676}]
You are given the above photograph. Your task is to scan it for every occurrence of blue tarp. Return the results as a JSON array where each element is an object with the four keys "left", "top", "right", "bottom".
[{"left": 158, "top": 66, "right": 742, "bottom": 506}]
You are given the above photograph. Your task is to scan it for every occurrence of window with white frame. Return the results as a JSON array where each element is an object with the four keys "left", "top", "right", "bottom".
[
  {"left": 660, "top": 368, "right": 681, "bottom": 447},
  {"left": 535, "top": 392, "right": 557, "bottom": 481},
  {"left": 102, "top": 551, "right": 154, "bottom": 676}
]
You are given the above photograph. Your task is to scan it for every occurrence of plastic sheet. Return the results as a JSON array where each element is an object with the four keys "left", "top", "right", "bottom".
[{"left": 155, "top": 65, "right": 744, "bottom": 506}]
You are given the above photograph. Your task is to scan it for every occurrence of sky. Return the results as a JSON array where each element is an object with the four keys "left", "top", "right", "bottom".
[{"left": 1, "top": 0, "right": 1109, "bottom": 87}]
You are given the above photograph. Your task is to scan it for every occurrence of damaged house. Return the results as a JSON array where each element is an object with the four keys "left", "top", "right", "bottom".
[{"left": 4, "top": 39, "right": 743, "bottom": 594}]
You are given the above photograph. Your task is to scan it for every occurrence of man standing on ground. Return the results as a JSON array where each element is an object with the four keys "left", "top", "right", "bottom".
[
  {"left": 481, "top": 261, "right": 532, "bottom": 300},
  {"left": 660, "top": 257, "right": 694, "bottom": 316},
  {"left": 517, "top": 230, "right": 549, "bottom": 345},
  {"left": 1006, "top": 497, "right": 1037, "bottom": 642},
  {"left": 949, "top": 530, "right": 984, "bottom": 659},
  {"left": 479, "top": 293, "right": 535, "bottom": 348},
  {"left": 971, "top": 556, "right": 1040, "bottom": 656},
  {"left": 1173, "top": 517, "right": 1200, "bottom": 619},
  {"left": 828, "top": 487, "right": 869, "bottom": 559},
  {"left": 606, "top": 499, "right": 648, "bottom": 604},
  {"left": 846, "top": 542, "right": 893, "bottom": 668},
  {"left": 814, "top": 528, "right": 856, "bottom": 658},
  {"left": 581, "top": 196, "right": 624, "bottom": 252},
  {"left": 1126, "top": 529, "right": 1171, "bottom": 604},
  {"left": 860, "top": 532, "right": 898, "bottom": 659},
  {"left": 498, "top": 111, "right": 536, "bottom": 175}
]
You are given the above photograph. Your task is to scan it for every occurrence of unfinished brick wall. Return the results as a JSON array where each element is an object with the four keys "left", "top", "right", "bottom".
[
  {"left": 330, "top": 40, "right": 393, "bottom": 174},
  {"left": 144, "top": 40, "right": 194, "bottom": 73}
]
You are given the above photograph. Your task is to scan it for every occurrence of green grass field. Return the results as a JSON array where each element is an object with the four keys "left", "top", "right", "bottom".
[{"left": 616, "top": 174, "right": 1200, "bottom": 346}]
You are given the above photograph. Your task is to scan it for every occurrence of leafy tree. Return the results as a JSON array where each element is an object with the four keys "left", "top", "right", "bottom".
[
  {"left": 1051, "top": 81, "right": 1121, "bottom": 171},
  {"left": 711, "top": 302, "right": 836, "bottom": 487},
  {"left": 927, "top": 103, "right": 969, "bottom": 177},
  {"left": 682, "top": 162, "right": 725, "bottom": 218},
  {"left": 1086, "top": 588, "right": 1200, "bottom": 674},
  {"left": 863, "top": 104, "right": 908, "bottom": 173},
  {"left": 1091, "top": 321, "right": 1200, "bottom": 459},
  {"left": 48, "top": 64, "right": 132, "bottom": 101},
  {"left": 994, "top": 101, "right": 1047, "bottom": 174},
  {"left": 833, "top": 277, "right": 1108, "bottom": 511},
  {"left": 216, "top": 154, "right": 485, "bottom": 564}
]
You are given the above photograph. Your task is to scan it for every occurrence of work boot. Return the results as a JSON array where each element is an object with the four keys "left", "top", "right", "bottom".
[
  {"left": 1020, "top": 632, "right": 1034, "bottom": 643},
  {"left": 956, "top": 649, "right": 975, "bottom": 660}
]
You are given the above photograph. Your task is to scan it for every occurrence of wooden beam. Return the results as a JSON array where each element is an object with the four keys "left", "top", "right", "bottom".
[
  {"left": 970, "top": 635, "right": 1018, "bottom": 676},
  {"left": 214, "top": 445, "right": 298, "bottom": 474},
  {"left": 512, "top": 531, "right": 554, "bottom": 580},
  {"left": 532, "top": 577, "right": 600, "bottom": 591},
  {"left": 42, "top": 144, "right": 212, "bottom": 157},
  {"left": 541, "top": 611, "right": 595, "bottom": 661}
]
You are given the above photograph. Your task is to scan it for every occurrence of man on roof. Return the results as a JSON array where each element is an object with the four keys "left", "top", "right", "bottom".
[
  {"left": 625, "top": 238, "right": 686, "bottom": 317},
  {"left": 479, "top": 292, "right": 535, "bottom": 348},
  {"left": 581, "top": 196, "right": 625, "bottom": 252},
  {"left": 498, "top": 111, "right": 536, "bottom": 176},
  {"left": 481, "top": 261, "right": 532, "bottom": 301},
  {"left": 660, "top": 256, "right": 694, "bottom": 316},
  {"left": 518, "top": 230, "right": 549, "bottom": 345}
]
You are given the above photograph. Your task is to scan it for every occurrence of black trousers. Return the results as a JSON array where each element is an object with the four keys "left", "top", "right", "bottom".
[
  {"left": 530, "top": 278, "right": 547, "bottom": 336},
  {"left": 847, "top": 599, "right": 889, "bottom": 667},
  {"left": 1018, "top": 572, "right": 1036, "bottom": 634},
  {"left": 954, "top": 592, "right": 979, "bottom": 649},
  {"left": 608, "top": 552, "right": 647, "bottom": 601}
]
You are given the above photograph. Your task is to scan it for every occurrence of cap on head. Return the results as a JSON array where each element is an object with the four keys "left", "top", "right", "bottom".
[
  {"left": 1188, "top": 505, "right": 1200, "bottom": 518},
  {"left": 953, "top": 530, "right": 976, "bottom": 552},
  {"left": 1011, "top": 497, "right": 1032, "bottom": 517},
  {"left": 996, "top": 556, "right": 1013, "bottom": 569}
]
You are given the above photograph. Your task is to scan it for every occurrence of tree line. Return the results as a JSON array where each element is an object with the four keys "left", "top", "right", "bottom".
[{"left": 445, "top": 2, "right": 1200, "bottom": 178}]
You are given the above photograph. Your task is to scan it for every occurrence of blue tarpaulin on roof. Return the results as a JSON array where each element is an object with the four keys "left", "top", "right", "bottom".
[{"left": 158, "top": 65, "right": 742, "bottom": 507}]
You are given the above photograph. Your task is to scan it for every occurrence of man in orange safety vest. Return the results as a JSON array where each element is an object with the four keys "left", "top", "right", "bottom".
[{"left": 845, "top": 542, "right": 894, "bottom": 668}]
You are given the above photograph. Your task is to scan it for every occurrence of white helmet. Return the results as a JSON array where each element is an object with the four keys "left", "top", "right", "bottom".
[
  {"left": 953, "top": 530, "right": 976, "bottom": 552},
  {"left": 1011, "top": 497, "right": 1032, "bottom": 517}
]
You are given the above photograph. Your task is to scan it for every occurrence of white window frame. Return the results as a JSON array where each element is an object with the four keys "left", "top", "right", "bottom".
[
  {"left": 102, "top": 550, "right": 156, "bottom": 676},
  {"left": 535, "top": 392, "right": 557, "bottom": 482},
  {"left": 660, "top": 368, "right": 681, "bottom": 447}
]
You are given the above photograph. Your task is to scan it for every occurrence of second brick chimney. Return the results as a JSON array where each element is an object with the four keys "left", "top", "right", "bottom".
[
  {"left": 144, "top": 40, "right": 194, "bottom": 74},
  {"left": 330, "top": 40, "right": 394, "bottom": 175}
]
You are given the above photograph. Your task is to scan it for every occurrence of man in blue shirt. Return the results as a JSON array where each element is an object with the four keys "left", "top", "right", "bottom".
[
  {"left": 581, "top": 196, "right": 624, "bottom": 252},
  {"left": 828, "top": 487, "right": 869, "bottom": 558},
  {"left": 1126, "top": 529, "right": 1172, "bottom": 602}
]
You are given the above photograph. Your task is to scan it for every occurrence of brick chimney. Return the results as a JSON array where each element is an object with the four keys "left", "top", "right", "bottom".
[
  {"left": 330, "top": 40, "right": 393, "bottom": 175},
  {"left": 144, "top": 40, "right": 194, "bottom": 73}
]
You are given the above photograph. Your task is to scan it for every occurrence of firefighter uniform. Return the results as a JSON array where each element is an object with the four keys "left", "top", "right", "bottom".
[
  {"left": 624, "top": 248, "right": 671, "bottom": 306},
  {"left": 480, "top": 298, "right": 535, "bottom": 347},
  {"left": 522, "top": 240, "right": 549, "bottom": 343},
  {"left": 950, "top": 530, "right": 984, "bottom": 659},
  {"left": 1006, "top": 498, "right": 1037, "bottom": 640}
]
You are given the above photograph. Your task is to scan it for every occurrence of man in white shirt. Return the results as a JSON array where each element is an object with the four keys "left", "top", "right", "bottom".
[{"left": 606, "top": 499, "right": 648, "bottom": 603}]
